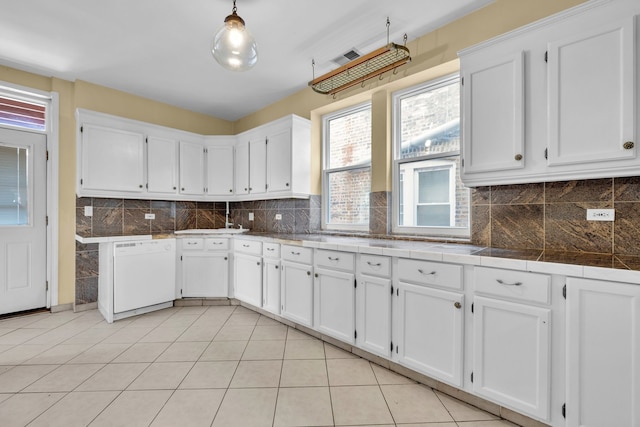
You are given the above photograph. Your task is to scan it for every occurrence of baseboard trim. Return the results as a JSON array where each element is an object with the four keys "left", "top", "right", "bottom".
[{"left": 51, "top": 302, "right": 74, "bottom": 313}]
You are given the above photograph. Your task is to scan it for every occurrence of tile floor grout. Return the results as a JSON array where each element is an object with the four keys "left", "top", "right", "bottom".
[{"left": 0, "top": 306, "right": 517, "bottom": 427}]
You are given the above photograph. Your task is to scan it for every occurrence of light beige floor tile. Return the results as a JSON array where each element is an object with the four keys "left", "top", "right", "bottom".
[
  {"left": 286, "top": 327, "right": 315, "bottom": 340},
  {"left": 199, "top": 340, "right": 247, "bottom": 361},
  {"left": 128, "top": 361, "right": 193, "bottom": 390},
  {"left": 176, "top": 325, "right": 220, "bottom": 342},
  {"left": 327, "top": 359, "right": 377, "bottom": 386},
  {"left": 0, "top": 391, "right": 65, "bottom": 427},
  {"left": 0, "top": 394, "right": 11, "bottom": 404},
  {"left": 274, "top": 386, "right": 333, "bottom": 427},
  {"left": 25, "top": 313, "right": 77, "bottom": 329},
  {"left": 139, "top": 326, "right": 188, "bottom": 343},
  {"left": 76, "top": 362, "right": 149, "bottom": 391},
  {"left": 126, "top": 314, "right": 171, "bottom": 328},
  {"left": 89, "top": 390, "right": 172, "bottom": 427},
  {"left": 212, "top": 387, "right": 278, "bottom": 427},
  {"left": 456, "top": 421, "right": 519, "bottom": 427},
  {"left": 280, "top": 359, "right": 328, "bottom": 387},
  {"left": 69, "top": 343, "right": 131, "bottom": 364},
  {"left": 0, "top": 329, "right": 15, "bottom": 337},
  {"left": 0, "top": 364, "right": 58, "bottom": 392},
  {"left": 112, "top": 342, "right": 170, "bottom": 363},
  {"left": 0, "top": 365, "right": 13, "bottom": 375},
  {"left": 381, "top": 384, "right": 454, "bottom": 424},
  {"left": 214, "top": 324, "right": 255, "bottom": 341},
  {"left": 324, "top": 343, "right": 357, "bottom": 359},
  {"left": 150, "top": 389, "right": 225, "bottom": 427},
  {"left": 176, "top": 306, "right": 208, "bottom": 315},
  {"left": 435, "top": 390, "right": 500, "bottom": 422},
  {"left": 392, "top": 424, "right": 457, "bottom": 427},
  {"left": 230, "top": 360, "right": 282, "bottom": 388},
  {"left": 231, "top": 306, "right": 256, "bottom": 315},
  {"left": 371, "top": 363, "right": 415, "bottom": 385},
  {"left": 62, "top": 327, "right": 117, "bottom": 344},
  {"left": 28, "top": 391, "right": 119, "bottom": 427},
  {"left": 331, "top": 385, "right": 394, "bottom": 426},
  {"left": 179, "top": 361, "right": 238, "bottom": 389},
  {"left": 24, "top": 363, "right": 104, "bottom": 392},
  {"left": 0, "top": 343, "right": 13, "bottom": 353},
  {"left": 101, "top": 327, "right": 155, "bottom": 344},
  {"left": 202, "top": 306, "right": 236, "bottom": 318},
  {"left": 156, "top": 341, "right": 208, "bottom": 362},
  {"left": 25, "top": 328, "right": 82, "bottom": 346},
  {"left": 0, "top": 344, "right": 50, "bottom": 365},
  {"left": 250, "top": 325, "right": 288, "bottom": 340},
  {"left": 0, "top": 328, "right": 46, "bottom": 345},
  {"left": 0, "top": 314, "right": 47, "bottom": 329},
  {"left": 25, "top": 343, "right": 93, "bottom": 364},
  {"left": 242, "top": 340, "right": 285, "bottom": 360},
  {"left": 160, "top": 314, "right": 199, "bottom": 328},
  {"left": 284, "top": 339, "right": 325, "bottom": 359},
  {"left": 256, "top": 316, "right": 280, "bottom": 326}
]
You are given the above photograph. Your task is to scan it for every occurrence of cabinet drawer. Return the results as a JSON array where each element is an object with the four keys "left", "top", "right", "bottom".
[
  {"left": 475, "top": 267, "right": 550, "bottom": 305},
  {"left": 282, "top": 245, "right": 313, "bottom": 264},
  {"left": 181, "top": 238, "right": 204, "bottom": 250},
  {"left": 263, "top": 242, "right": 280, "bottom": 258},
  {"left": 397, "top": 258, "right": 463, "bottom": 290},
  {"left": 234, "top": 239, "right": 262, "bottom": 255},
  {"left": 315, "top": 249, "right": 354, "bottom": 272},
  {"left": 358, "top": 254, "right": 391, "bottom": 278},
  {"left": 205, "top": 238, "right": 229, "bottom": 250}
]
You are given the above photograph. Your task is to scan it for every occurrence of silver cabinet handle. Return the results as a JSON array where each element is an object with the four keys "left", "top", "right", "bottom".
[
  {"left": 291, "top": 251, "right": 300, "bottom": 255},
  {"left": 367, "top": 261, "right": 381, "bottom": 267},
  {"left": 212, "top": 242, "right": 223, "bottom": 245},
  {"left": 266, "top": 248, "right": 275, "bottom": 251},
  {"left": 496, "top": 279, "right": 523, "bottom": 286},
  {"left": 418, "top": 269, "right": 436, "bottom": 276},
  {"left": 242, "top": 244, "right": 250, "bottom": 247},
  {"left": 328, "top": 256, "right": 339, "bottom": 261},
  {"left": 187, "top": 242, "right": 197, "bottom": 245}
]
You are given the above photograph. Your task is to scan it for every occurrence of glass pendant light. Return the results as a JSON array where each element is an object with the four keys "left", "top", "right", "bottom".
[{"left": 211, "top": 0, "right": 258, "bottom": 71}]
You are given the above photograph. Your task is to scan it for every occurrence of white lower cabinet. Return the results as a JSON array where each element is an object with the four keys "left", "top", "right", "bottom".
[
  {"left": 234, "top": 253, "right": 262, "bottom": 307},
  {"left": 356, "top": 254, "right": 392, "bottom": 358},
  {"left": 178, "top": 238, "right": 229, "bottom": 298},
  {"left": 394, "top": 281, "right": 464, "bottom": 387},
  {"left": 262, "top": 243, "right": 281, "bottom": 315},
  {"left": 314, "top": 267, "right": 355, "bottom": 344},
  {"left": 566, "top": 277, "right": 640, "bottom": 427},
  {"left": 280, "top": 246, "right": 314, "bottom": 327}
]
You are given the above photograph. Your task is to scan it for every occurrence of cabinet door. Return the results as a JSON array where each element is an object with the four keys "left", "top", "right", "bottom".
[
  {"left": 267, "top": 127, "right": 292, "bottom": 192},
  {"left": 234, "top": 254, "right": 262, "bottom": 307},
  {"left": 355, "top": 274, "right": 391, "bottom": 358},
  {"left": 314, "top": 267, "right": 355, "bottom": 344},
  {"left": 249, "top": 138, "right": 267, "bottom": 195},
  {"left": 395, "top": 282, "right": 464, "bottom": 387},
  {"left": 207, "top": 144, "right": 234, "bottom": 196},
  {"left": 262, "top": 258, "right": 281, "bottom": 314},
  {"left": 234, "top": 140, "right": 249, "bottom": 195},
  {"left": 281, "top": 261, "right": 313, "bottom": 327},
  {"left": 181, "top": 252, "right": 228, "bottom": 297},
  {"left": 547, "top": 17, "right": 636, "bottom": 166},
  {"left": 461, "top": 51, "right": 525, "bottom": 175},
  {"left": 179, "top": 141, "right": 205, "bottom": 195},
  {"left": 473, "top": 296, "right": 550, "bottom": 420},
  {"left": 566, "top": 278, "right": 640, "bottom": 427},
  {"left": 81, "top": 124, "right": 145, "bottom": 193},
  {"left": 147, "top": 136, "right": 177, "bottom": 194}
]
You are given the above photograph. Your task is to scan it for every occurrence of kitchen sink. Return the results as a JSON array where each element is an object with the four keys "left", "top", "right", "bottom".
[{"left": 174, "top": 228, "right": 249, "bottom": 235}]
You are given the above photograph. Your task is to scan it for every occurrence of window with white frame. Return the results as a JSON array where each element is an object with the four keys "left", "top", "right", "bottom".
[
  {"left": 322, "top": 103, "right": 371, "bottom": 230},
  {"left": 393, "top": 75, "right": 470, "bottom": 237}
]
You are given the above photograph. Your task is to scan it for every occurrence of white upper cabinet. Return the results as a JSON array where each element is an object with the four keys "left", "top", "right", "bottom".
[
  {"left": 206, "top": 137, "right": 235, "bottom": 197},
  {"left": 267, "top": 126, "right": 292, "bottom": 192},
  {"left": 461, "top": 51, "right": 525, "bottom": 175},
  {"left": 79, "top": 123, "right": 146, "bottom": 194},
  {"left": 249, "top": 137, "right": 267, "bottom": 195},
  {"left": 459, "top": 0, "right": 640, "bottom": 187},
  {"left": 547, "top": 16, "right": 636, "bottom": 166},
  {"left": 179, "top": 140, "right": 205, "bottom": 196},
  {"left": 234, "top": 140, "right": 250, "bottom": 195},
  {"left": 147, "top": 135, "right": 178, "bottom": 194}
]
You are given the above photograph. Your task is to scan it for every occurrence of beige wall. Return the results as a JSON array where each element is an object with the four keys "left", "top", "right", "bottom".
[{"left": 0, "top": 0, "right": 585, "bottom": 307}]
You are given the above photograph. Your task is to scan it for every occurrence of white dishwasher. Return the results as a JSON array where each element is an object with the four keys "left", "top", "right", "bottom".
[{"left": 112, "top": 239, "right": 176, "bottom": 316}]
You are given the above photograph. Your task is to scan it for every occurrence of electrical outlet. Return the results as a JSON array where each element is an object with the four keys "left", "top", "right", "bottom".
[
  {"left": 84, "top": 206, "right": 93, "bottom": 217},
  {"left": 145, "top": 213, "right": 156, "bottom": 220},
  {"left": 275, "top": 213, "right": 282, "bottom": 220},
  {"left": 586, "top": 209, "right": 615, "bottom": 221},
  {"left": 248, "top": 212, "right": 254, "bottom": 221}
]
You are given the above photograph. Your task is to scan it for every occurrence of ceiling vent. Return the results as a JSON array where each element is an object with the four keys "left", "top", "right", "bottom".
[{"left": 332, "top": 49, "right": 361, "bottom": 66}]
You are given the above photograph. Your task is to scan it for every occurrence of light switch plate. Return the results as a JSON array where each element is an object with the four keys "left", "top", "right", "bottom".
[
  {"left": 248, "top": 212, "right": 254, "bottom": 221},
  {"left": 84, "top": 206, "right": 93, "bottom": 217},
  {"left": 275, "top": 213, "right": 282, "bottom": 220},
  {"left": 586, "top": 209, "right": 615, "bottom": 221},
  {"left": 145, "top": 213, "right": 156, "bottom": 220}
]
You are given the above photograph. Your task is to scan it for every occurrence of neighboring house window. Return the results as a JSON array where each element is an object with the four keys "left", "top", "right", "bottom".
[
  {"left": 393, "top": 75, "right": 470, "bottom": 237},
  {"left": 0, "top": 95, "right": 46, "bottom": 131},
  {"left": 322, "top": 103, "right": 371, "bottom": 230}
]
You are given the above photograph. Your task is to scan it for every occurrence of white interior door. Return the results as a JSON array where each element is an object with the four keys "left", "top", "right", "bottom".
[{"left": 0, "top": 127, "right": 47, "bottom": 315}]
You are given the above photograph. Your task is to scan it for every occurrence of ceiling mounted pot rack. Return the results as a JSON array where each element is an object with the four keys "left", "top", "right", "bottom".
[{"left": 309, "top": 18, "right": 411, "bottom": 96}]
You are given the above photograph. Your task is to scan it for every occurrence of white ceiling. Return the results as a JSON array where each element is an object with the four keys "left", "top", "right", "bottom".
[{"left": 0, "top": 0, "right": 492, "bottom": 121}]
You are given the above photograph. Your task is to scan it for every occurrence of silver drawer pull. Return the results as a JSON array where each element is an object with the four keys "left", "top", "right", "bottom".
[
  {"left": 291, "top": 251, "right": 300, "bottom": 255},
  {"left": 328, "top": 256, "right": 339, "bottom": 261},
  {"left": 187, "top": 242, "right": 198, "bottom": 245},
  {"left": 496, "top": 279, "right": 523, "bottom": 286},
  {"left": 266, "top": 248, "right": 275, "bottom": 251},
  {"left": 242, "top": 244, "right": 250, "bottom": 247},
  {"left": 367, "top": 261, "right": 382, "bottom": 267},
  {"left": 418, "top": 269, "right": 436, "bottom": 276},
  {"left": 212, "top": 242, "right": 223, "bottom": 245}
]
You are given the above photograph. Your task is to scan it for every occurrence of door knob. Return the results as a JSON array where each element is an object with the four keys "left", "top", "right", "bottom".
[
  {"left": 623, "top": 141, "right": 634, "bottom": 150},
  {"left": 454, "top": 302, "right": 462, "bottom": 309}
]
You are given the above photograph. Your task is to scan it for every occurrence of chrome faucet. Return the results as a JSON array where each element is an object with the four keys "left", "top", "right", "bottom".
[{"left": 225, "top": 201, "right": 233, "bottom": 229}]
